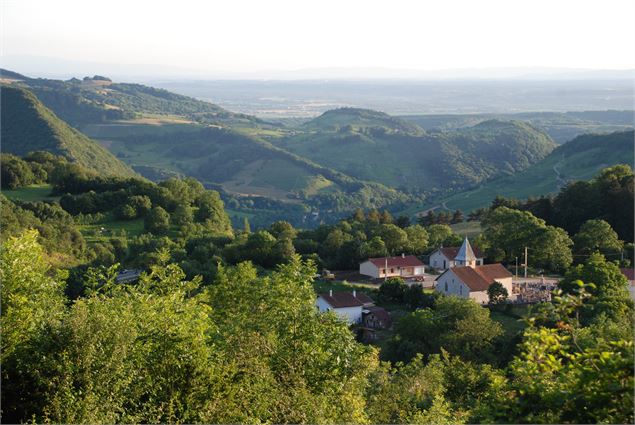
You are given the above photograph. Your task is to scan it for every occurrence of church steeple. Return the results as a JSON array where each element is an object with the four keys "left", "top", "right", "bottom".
[{"left": 455, "top": 236, "right": 477, "bottom": 267}]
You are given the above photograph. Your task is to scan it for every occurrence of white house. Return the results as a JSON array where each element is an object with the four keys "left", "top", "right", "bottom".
[
  {"left": 316, "top": 290, "right": 374, "bottom": 324},
  {"left": 435, "top": 263, "right": 513, "bottom": 304},
  {"left": 428, "top": 238, "right": 484, "bottom": 270},
  {"left": 359, "top": 254, "right": 425, "bottom": 279}
]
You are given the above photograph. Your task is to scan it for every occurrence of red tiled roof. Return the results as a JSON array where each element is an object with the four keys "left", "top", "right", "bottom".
[
  {"left": 367, "top": 255, "right": 424, "bottom": 268},
  {"left": 319, "top": 291, "right": 373, "bottom": 308},
  {"left": 439, "top": 264, "right": 512, "bottom": 292},
  {"left": 439, "top": 246, "right": 484, "bottom": 260},
  {"left": 620, "top": 268, "right": 635, "bottom": 282}
]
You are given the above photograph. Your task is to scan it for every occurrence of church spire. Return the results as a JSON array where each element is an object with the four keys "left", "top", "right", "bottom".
[{"left": 455, "top": 236, "right": 477, "bottom": 267}]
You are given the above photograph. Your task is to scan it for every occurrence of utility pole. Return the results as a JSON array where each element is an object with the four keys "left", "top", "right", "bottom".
[
  {"left": 384, "top": 257, "right": 388, "bottom": 282},
  {"left": 523, "top": 246, "right": 528, "bottom": 278},
  {"left": 515, "top": 256, "right": 518, "bottom": 278}
]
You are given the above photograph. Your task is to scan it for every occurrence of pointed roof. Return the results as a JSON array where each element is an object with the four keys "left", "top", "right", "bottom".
[
  {"left": 435, "top": 264, "right": 512, "bottom": 291},
  {"left": 455, "top": 237, "right": 477, "bottom": 263}
]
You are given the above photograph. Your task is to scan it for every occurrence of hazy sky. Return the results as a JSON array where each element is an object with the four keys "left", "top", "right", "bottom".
[{"left": 2, "top": 0, "right": 635, "bottom": 75}]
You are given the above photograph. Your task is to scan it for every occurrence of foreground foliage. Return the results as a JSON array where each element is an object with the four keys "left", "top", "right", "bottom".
[{"left": 2, "top": 231, "right": 633, "bottom": 424}]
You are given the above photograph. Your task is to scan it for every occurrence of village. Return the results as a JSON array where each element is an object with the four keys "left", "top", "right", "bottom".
[{"left": 314, "top": 237, "right": 569, "bottom": 341}]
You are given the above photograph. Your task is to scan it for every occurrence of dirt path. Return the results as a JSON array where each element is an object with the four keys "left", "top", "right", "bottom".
[{"left": 553, "top": 154, "right": 567, "bottom": 188}]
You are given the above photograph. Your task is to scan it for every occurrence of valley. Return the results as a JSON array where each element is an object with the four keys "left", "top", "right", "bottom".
[{"left": 2, "top": 69, "right": 633, "bottom": 228}]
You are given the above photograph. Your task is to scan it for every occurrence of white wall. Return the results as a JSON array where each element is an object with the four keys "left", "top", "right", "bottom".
[
  {"left": 429, "top": 250, "right": 451, "bottom": 269},
  {"left": 316, "top": 296, "right": 363, "bottom": 324},
  {"left": 413, "top": 266, "right": 425, "bottom": 276},
  {"left": 435, "top": 270, "right": 470, "bottom": 299},
  {"left": 494, "top": 277, "right": 513, "bottom": 299},
  {"left": 359, "top": 261, "right": 380, "bottom": 278},
  {"left": 435, "top": 270, "right": 500, "bottom": 305},
  {"left": 469, "top": 290, "right": 489, "bottom": 304}
]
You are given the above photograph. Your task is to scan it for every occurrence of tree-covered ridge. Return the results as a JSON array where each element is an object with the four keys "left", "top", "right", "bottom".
[
  {"left": 3, "top": 71, "right": 266, "bottom": 127},
  {"left": 400, "top": 110, "right": 634, "bottom": 144},
  {"left": 1, "top": 230, "right": 632, "bottom": 423},
  {"left": 0, "top": 86, "right": 137, "bottom": 178},
  {"left": 304, "top": 107, "right": 426, "bottom": 135},
  {"left": 434, "top": 130, "right": 635, "bottom": 213},
  {"left": 279, "top": 117, "right": 555, "bottom": 190}
]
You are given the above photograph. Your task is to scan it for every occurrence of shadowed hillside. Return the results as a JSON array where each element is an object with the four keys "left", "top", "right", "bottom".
[
  {"left": 432, "top": 130, "right": 635, "bottom": 212},
  {"left": 1, "top": 86, "right": 137, "bottom": 178}
]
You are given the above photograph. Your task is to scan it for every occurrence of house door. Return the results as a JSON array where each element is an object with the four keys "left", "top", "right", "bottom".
[{"left": 443, "top": 260, "right": 446, "bottom": 269}]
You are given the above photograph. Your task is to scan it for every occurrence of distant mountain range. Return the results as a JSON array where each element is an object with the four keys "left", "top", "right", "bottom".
[{"left": 2, "top": 55, "right": 633, "bottom": 80}]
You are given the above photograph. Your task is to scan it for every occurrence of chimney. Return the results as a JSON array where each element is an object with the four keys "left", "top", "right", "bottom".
[
  {"left": 402, "top": 253, "right": 405, "bottom": 258},
  {"left": 353, "top": 290, "right": 357, "bottom": 298},
  {"left": 329, "top": 289, "right": 333, "bottom": 297}
]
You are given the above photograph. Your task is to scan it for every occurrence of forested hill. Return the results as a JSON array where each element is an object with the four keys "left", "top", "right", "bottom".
[
  {"left": 400, "top": 110, "right": 635, "bottom": 144},
  {"left": 1, "top": 70, "right": 267, "bottom": 128},
  {"left": 1, "top": 86, "right": 137, "bottom": 178},
  {"left": 304, "top": 107, "right": 425, "bottom": 135},
  {"left": 277, "top": 116, "right": 555, "bottom": 190},
  {"left": 435, "top": 130, "right": 635, "bottom": 212}
]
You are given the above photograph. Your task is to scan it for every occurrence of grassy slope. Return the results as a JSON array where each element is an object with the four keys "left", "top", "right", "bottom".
[
  {"left": 278, "top": 118, "right": 555, "bottom": 189},
  {"left": 304, "top": 107, "right": 425, "bottom": 135},
  {"left": 82, "top": 122, "right": 404, "bottom": 205},
  {"left": 435, "top": 130, "right": 634, "bottom": 212},
  {"left": 1, "top": 86, "right": 137, "bottom": 178},
  {"left": 8, "top": 74, "right": 270, "bottom": 130},
  {"left": 400, "top": 110, "right": 634, "bottom": 144},
  {"left": 2, "top": 184, "right": 59, "bottom": 202}
]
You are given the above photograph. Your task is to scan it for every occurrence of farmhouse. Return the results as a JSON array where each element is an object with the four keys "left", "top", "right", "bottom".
[
  {"left": 428, "top": 237, "right": 484, "bottom": 270},
  {"left": 316, "top": 290, "right": 374, "bottom": 324},
  {"left": 435, "top": 263, "right": 513, "bottom": 304},
  {"left": 359, "top": 254, "right": 425, "bottom": 279}
]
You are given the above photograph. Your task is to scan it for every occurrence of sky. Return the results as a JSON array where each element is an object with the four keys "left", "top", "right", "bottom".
[{"left": 2, "top": 0, "right": 635, "bottom": 78}]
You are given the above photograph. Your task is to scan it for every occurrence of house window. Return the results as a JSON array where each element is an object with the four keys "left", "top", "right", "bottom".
[
  {"left": 444, "top": 282, "right": 448, "bottom": 292},
  {"left": 390, "top": 268, "right": 394, "bottom": 273},
  {"left": 459, "top": 286, "right": 462, "bottom": 295},
  {"left": 381, "top": 268, "right": 386, "bottom": 274}
]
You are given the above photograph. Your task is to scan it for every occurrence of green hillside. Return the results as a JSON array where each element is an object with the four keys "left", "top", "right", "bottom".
[
  {"left": 4, "top": 72, "right": 270, "bottom": 129},
  {"left": 1, "top": 86, "right": 137, "bottom": 178},
  {"left": 434, "top": 130, "right": 635, "bottom": 212},
  {"left": 88, "top": 124, "right": 409, "bottom": 210},
  {"left": 304, "top": 107, "right": 425, "bottom": 135},
  {"left": 400, "top": 110, "right": 634, "bottom": 144},
  {"left": 278, "top": 117, "right": 555, "bottom": 190}
]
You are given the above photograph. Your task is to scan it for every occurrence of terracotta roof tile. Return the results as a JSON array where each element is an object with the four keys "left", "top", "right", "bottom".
[
  {"left": 368, "top": 255, "right": 424, "bottom": 268},
  {"left": 439, "top": 264, "right": 512, "bottom": 292}
]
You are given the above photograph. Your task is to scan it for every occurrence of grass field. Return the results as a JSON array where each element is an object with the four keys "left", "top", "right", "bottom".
[
  {"left": 3, "top": 184, "right": 58, "bottom": 202},
  {"left": 78, "top": 217, "right": 146, "bottom": 242},
  {"left": 312, "top": 279, "right": 380, "bottom": 294},
  {"left": 450, "top": 221, "right": 482, "bottom": 238}
]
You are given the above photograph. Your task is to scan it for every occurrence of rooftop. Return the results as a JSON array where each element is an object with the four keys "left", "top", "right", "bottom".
[
  {"left": 367, "top": 255, "right": 424, "bottom": 268},
  {"left": 439, "top": 263, "right": 512, "bottom": 291},
  {"left": 319, "top": 291, "right": 374, "bottom": 308}
]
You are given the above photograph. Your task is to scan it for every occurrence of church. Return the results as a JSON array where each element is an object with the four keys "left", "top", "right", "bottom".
[{"left": 434, "top": 237, "right": 513, "bottom": 304}]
